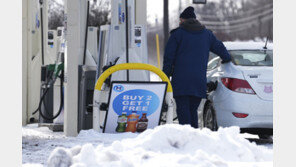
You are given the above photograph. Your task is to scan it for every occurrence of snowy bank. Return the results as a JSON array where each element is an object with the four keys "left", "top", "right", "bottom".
[
  {"left": 47, "top": 124, "right": 272, "bottom": 167},
  {"left": 22, "top": 124, "right": 137, "bottom": 165}
]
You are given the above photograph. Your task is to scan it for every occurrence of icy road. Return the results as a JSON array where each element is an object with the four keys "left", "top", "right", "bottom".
[{"left": 22, "top": 124, "right": 272, "bottom": 167}]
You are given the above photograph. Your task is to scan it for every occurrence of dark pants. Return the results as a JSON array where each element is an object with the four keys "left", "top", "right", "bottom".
[{"left": 174, "top": 96, "right": 202, "bottom": 128}]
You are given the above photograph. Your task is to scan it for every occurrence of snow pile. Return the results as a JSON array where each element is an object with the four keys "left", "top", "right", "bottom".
[
  {"left": 47, "top": 124, "right": 272, "bottom": 167},
  {"left": 77, "top": 129, "right": 137, "bottom": 140},
  {"left": 22, "top": 124, "right": 139, "bottom": 165},
  {"left": 22, "top": 164, "right": 43, "bottom": 167},
  {"left": 22, "top": 126, "right": 64, "bottom": 140}
]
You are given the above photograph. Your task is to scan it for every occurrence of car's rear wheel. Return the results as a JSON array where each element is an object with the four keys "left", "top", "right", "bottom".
[{"left": 203, "top": 102, "right": 218, "bottom": 131}]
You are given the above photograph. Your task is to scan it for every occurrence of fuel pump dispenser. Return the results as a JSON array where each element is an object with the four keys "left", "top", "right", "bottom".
[
  {"left": 31, "top": 0, "right": 99, "bottom": 132},
  {"left": 92, "top": 0, "right": 175, "bottom": 133},
  {"left": 27, "top": 0, "right": 159, "bottom": 135},
  {"left": 32, "top": 51, "right": 64, "bottom": 131},
  {"left": 31, "top": 12, "right": 66, "bottom": 130},
  {"left": 29, "top": 66, "right": 63, "bottom": 131}
]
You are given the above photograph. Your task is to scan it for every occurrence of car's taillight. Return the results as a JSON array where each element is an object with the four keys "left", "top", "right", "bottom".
[
  {"left": 232, "top": 112, "right": 249, "bottom": 118},
  {"left": 221, "top": 78, "right": 256, "bottom": 94}
]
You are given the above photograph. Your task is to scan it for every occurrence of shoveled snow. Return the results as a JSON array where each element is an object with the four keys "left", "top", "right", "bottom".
[
  {"left": 22, "top": 124, "right": 137, "bottom": 166},
  {"left": 23, "top": 124, "right": 272, "bottom": 167}
]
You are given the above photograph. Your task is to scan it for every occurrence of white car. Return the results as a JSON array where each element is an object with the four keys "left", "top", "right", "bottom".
[{"left": 199, "top": 42, "right": 273, "bottom": 139}]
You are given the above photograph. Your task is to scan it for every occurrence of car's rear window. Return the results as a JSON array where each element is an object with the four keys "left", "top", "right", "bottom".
[{"left": 229, "top": 50, "right": 273, "bottom": 66}]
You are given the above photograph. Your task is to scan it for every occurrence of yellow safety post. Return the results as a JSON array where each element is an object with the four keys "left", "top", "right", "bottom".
[
  {"left": 156, "top": 34, "right": 161, "bottom": 69},
  {"left": 94, "top": 63, "right": 172, "bottom": 92}
]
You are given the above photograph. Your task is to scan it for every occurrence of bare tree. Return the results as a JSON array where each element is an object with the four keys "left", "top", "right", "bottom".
[
  {"left": 89, "top": 0, "right": 111, "bottom": 27},
  {"left": 48, "top": 0, "right": 64, "bottom": 29},
  {"left": 48, "top": 0, "right": 111, "bottom": 30}
]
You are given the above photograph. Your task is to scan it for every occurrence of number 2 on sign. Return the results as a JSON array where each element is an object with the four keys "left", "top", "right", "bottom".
[{"left": 147, "top": 96, "right": 152, "bottom": 100}]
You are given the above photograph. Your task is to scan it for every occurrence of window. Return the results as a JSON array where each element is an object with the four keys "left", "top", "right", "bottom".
[{"left": 229, "top": 50, "right": 273, "bottom": 66}]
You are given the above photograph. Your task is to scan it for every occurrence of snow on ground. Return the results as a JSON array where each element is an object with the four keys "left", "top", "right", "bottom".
[
  {"left": 23, "top": 124, "right": 272, "bottom": 167},
  {"left": 22, "top": 124, "right": 137, "bottom": 166}
]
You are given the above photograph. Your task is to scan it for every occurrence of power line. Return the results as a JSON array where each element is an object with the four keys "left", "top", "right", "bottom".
[
  {"left": 207, "top": 14, "right": 273, "bottom": 32},
  {"left": 196, "top": 3, "right": 273, "bottom": 19},
  {"left": 206, "top": 13, "right": 272, "bottom": 30},
  {"left": 223, "top": 15, "right": 273, "bottom": 33},
  {"left": 200, "top": 9, "right": 272, "bottom": 26},
  {"left": 147, "top": 13, "right": 273, "bottom": 34}
]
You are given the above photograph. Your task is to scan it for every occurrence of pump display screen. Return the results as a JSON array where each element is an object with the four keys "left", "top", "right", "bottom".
[
  {"left": 103, "top": 82, "right": 167, "bottom": 133},
  {"left": 57, "top": 30, "right": 62, "bottom": 37},
  {"left": 134, "top": 26, "right": 142, "bottom": 47},
  {"left": 48, "top": 32, "right": 54, "bottom": 39},
  {"left": 135, "top": 28, "right": 141, "bottom": 36}
]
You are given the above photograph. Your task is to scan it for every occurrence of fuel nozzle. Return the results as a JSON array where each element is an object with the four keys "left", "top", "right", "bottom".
[
  {"left": 46, "top": 52, "right": 64, "bottom": 87},
  {"left": 51, "top": 52, "right": 64, "bottom": 83},
  {"left": 207, "top": 81, "right": 218, "bottom": 93}
]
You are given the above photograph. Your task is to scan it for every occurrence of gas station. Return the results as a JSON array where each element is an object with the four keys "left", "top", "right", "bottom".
[
  {"left": 18, "top": 0, "right": 281, "bottom": 166},
  {"left": 22, "top": 0, "right": 208, "bottom": 136}
]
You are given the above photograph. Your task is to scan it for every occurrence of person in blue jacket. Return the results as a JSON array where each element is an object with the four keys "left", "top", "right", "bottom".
[{"left": 162, "top": 6, "right": 231, "bottom": 128}]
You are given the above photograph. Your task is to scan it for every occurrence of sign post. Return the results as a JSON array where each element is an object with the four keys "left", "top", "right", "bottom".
[{"left": 103, "top": 82, "right": 167, "bottom": 133}]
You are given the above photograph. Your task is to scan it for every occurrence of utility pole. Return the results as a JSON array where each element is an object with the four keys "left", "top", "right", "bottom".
[
  {"left": 163, "top": 0, "right": 169, "bottom": 46},
  {"left": 179, "top": 0, "right": 182, "bottom": 14}
]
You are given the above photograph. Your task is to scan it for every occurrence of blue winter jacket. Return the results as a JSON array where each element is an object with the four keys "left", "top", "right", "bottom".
[{"left": 163, "top": 19, "right": 231, "bottom": 98}]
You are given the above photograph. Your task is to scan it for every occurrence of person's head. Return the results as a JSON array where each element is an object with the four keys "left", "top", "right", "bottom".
[{"left": 179, "top": 6, "right": 196, "bottom": 25}]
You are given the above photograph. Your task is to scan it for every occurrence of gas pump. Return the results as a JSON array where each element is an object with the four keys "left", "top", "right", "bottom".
[
  {"left": 30, "top": 0, "right": 103, "bottom": 131},
  {"left": 32, "top": 38, "right": 65, "bottom": 131},
  {"left": 30, "top": 0, "right": 66, "bottom": 130},
  {"left": 92, "top": 0, "right": 175, "bottom": 133},
  {"left": 99, "top": 0, "right": 149, "bottom": 82},
  {"left": 76, "top": 0, "right": 151, "bottom": 132}
]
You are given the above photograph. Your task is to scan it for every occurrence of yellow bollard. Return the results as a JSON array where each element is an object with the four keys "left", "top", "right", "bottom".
[
  {"left": 156, "top": 34, "right": 161, "bottom": 69},
  {"left": 94, "top": 63, "right": 173, "bottom": 93}
]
